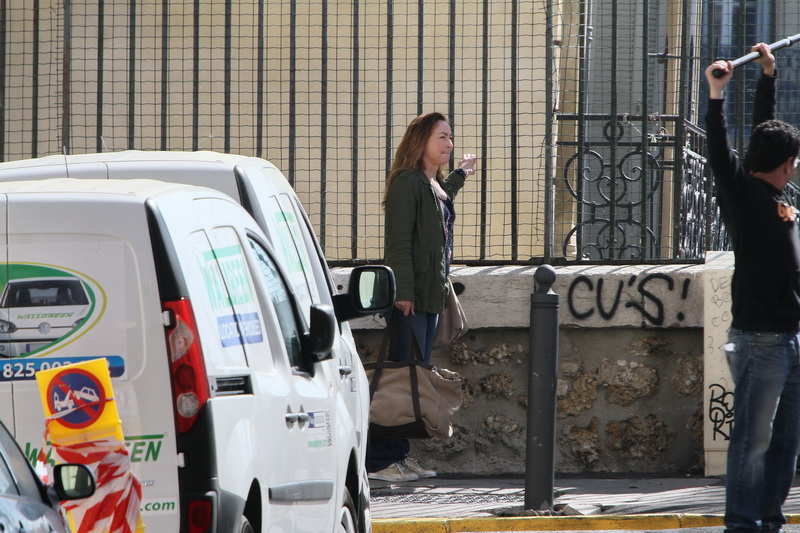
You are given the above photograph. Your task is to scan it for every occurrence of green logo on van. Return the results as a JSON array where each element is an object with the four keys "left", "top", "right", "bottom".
[
  {"left": 0, "top": 264, "right": 101, "bottom": 358},
  {"left": 197, "top": 244, "right": 256, "bottom": 311}
]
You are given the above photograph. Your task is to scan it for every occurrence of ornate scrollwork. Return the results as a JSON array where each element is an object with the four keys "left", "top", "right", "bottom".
[{"left": 559, "top": 135, "right": 666, "bottom": 260}]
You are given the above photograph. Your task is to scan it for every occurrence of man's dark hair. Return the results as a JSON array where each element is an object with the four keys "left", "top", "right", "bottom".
[{"left": 745, "top": 119, "right": 800, "bottom": 173}]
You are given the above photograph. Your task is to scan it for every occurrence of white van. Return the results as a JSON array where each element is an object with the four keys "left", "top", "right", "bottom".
[
  {"left": 0, "top": 152, "right": 371, "bottom": 421},
  {"left": 0, "top": 176, "right": 392, "bottom": 533}
]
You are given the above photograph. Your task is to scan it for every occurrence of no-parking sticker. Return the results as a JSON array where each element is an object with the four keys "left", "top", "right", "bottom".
[
  {"left": 37, "top": 358, "right": 122, "bottom": 445},
  {"left": 46, "top": 367, "right": 106, "bottom": 429}
]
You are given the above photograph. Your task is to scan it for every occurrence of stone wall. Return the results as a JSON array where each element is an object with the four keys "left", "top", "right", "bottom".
[{"left": 334, "top": 263, "right": 706, "bottom": 475}]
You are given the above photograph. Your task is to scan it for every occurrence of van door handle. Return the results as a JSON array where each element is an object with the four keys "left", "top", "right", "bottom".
[
  {"left": 296, "top": 412, "right": 310, "bottom": 425},
  {"left": 339, "top": 366, "right": 353, "bottom": 376},
  {"left": 285, "top": 413, "right": 299, "bottom": 427}
]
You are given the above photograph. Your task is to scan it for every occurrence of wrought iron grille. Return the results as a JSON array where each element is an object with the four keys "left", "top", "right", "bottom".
[
  {"left": 0, "top": 0, "right": 798, "bottom": 264},
  {"left": 554, "top": 113, "right": 671, "bottom": 261}
]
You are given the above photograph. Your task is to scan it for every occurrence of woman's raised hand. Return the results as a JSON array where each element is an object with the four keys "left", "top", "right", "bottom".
[{"left": 458, "top": 154, "right": 478, "bottom": 175}]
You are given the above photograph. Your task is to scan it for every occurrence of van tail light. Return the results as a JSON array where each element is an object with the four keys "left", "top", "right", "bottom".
[
  {"left": 164, "top": 299, "right": 210, "bottom": 435},
  {"left": 187, "top": 500, "right": 213, "bottom": 533}
]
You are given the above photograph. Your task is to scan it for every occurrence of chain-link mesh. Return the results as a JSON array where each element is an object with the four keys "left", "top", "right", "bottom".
[
  {"left": 2, "top": 1, "right": 800, "bottom": 264},
  {"left": 0, "top": 0, "right": 548, "bottom": 264}
]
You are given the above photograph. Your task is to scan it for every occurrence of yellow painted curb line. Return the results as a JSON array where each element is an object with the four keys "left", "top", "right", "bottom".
[
  {"left": 373, "top": 512, "right": 800, "bottom": 532},
  {"left": 372, "top": 514, "right": 724, "bottom": 533}
]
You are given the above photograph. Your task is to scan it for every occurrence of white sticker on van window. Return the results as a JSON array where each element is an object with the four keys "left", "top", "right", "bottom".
[
  {"left": 197, "top": 244, "right": 264, "bottom": 348},
  {"left": 218, "top": 313, "right": 263, "bottom": 347},
  {"left": 198, "top": 245, "right": 255, "bottom": 311}
]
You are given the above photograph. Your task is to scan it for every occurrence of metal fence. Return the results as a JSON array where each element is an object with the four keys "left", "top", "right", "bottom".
[
  {"left": 1, "top": 0, "right": 800, "bottom": 264},
  {"left": 549, "top": 0, "right": 800, "bottom": 262}
]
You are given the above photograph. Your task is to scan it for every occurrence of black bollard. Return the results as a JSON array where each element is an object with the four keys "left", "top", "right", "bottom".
[{"left": 525, "top": 264, "right": 559, "bottom": 511}]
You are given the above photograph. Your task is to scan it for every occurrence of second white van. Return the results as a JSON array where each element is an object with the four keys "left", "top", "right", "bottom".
[{"left": 0, "top": 177, "right": 392, "bottom": 533}]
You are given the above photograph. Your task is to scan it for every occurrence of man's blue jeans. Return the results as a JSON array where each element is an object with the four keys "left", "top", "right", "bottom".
[{"left": 724, "top": 328, "right": 800, "bottom": 532}]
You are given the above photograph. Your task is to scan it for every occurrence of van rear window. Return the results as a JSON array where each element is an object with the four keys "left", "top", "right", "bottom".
[{"left": 1, "top": 279, "right": 89, "bottom": 308}]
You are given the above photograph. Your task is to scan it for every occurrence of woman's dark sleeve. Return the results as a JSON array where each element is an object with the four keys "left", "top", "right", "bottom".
[{"left": 442, "top": 170, "right": 466, "bottom": 200}]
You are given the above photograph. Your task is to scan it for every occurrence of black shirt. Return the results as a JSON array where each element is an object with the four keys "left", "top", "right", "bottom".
[{"left": 705, "top": 73, "right": 800, "bottom": 333}]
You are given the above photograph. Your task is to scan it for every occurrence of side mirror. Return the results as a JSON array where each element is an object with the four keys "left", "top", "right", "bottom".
[
  {"left": 52, "top": 463, "right": 96, "bottom": 501},
  {"left": 332, "top": 266, "right": 395, "bottom": 322},
  {"left": 305, "top": 303, "right": 336, "bottom": 361}
]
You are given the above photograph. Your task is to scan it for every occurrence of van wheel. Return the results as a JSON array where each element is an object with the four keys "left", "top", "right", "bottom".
[
  {"left": 239, "top": 516, "right": 255, "bottom": 533},
  {"left": 336, "top": 490, "right": 357, "bottom": 533}
]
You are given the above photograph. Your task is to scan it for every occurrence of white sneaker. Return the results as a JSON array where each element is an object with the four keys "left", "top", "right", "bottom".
[
  {"left": 368, "top": 462, "right": 419, "bottom": 482},
  {"left": 399, "top": 458, "right": 437, "bottom": 479}
]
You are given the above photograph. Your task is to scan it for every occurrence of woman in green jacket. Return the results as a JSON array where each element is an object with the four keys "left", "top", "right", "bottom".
[{"left": 368, "top": 111, "right": 477, "bottom": 482}]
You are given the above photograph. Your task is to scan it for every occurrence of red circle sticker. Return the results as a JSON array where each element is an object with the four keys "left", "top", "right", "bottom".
[{"left": 46, "top": 368, "right": 106, "bottom": 429}]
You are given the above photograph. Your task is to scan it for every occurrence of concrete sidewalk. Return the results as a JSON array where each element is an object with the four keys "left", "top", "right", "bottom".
[{"left": 369, "top": 475, "right": 800, "bottom": 532}]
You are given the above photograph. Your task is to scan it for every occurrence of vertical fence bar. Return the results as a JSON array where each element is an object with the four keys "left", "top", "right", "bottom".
[
  {"left": 192, "top": 0, "right": 199, "bottom": 151},
  {"left": 0, "top": 0, "right": 5, "bottom": 162},
  {"left": 128, "top": 0, "right": 136, "bottom": 149},
  {"left": 289, "top": 0, "right": 296, "bottom": 185},
  {"left": 62, "top": 0, "right": 71, "bottom": 155},
  {"left": 160, "top": 0, "right": 168, "bottom": 151},
  {"left": 640, "top": 0, "right": 649, "bottom": 258},
  {"left": 769, "top": 0, "right": 777, "bottom": 41},
  {"left": 384, "top": 0, "right": 394, "bottom": 180},
  {"left": 673, "top": 0, "right": 690, "bottom": 258},
  {"left": 448, "top": 0, "right": 455, "bottom": 142},
  {"left": 479, "top": 0, "right": 489, "bottom": 260},
  {"left": 320, "top": 0, "right": 328, "bottom": 250},
  {"left": 574, "top": 0, "right": 589, "bottom": 259},
  {"left": 256, "top": 0, "right": 264, "bottom": 158},
  {"left": 32, "top": 0, "right": 39, "bottom": 157},
  {"left": 544, "top": 0, "right": 554, "bottom": 262},
  {"left": 703, "top": 0, "right": 716, "bottom": 254},
  {"left": 510, "top": 0, "right": 518, "bottom": 261},
  {"left": 417, "top": 0, "right": 423, "bottom": 116},
  {"left": 608, "top": 0, "right": 618, "bottom": 259},
  {"left": 734, "top": 0, "right": 745, "bottom": 152},
  {"left": 771, "top": 0, "right": 777, "bottom": 40},
  {"left": 96, "top": 0, "right": 104, "bottom": 152},
  {"left": 350, "top": 0, "right": 360, "bottom": 260},
  {"left": 224, "top": 0, "right": 231, "bottom": 153}
]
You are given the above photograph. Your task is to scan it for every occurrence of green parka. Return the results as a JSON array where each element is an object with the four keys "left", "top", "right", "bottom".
[{"left": 384, "top": 168, "right": 466, "bottom": 314}]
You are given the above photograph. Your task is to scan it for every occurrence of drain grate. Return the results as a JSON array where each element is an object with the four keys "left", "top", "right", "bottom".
[{"left": 371, "top": 493, "right": 524, "bottom": 504}]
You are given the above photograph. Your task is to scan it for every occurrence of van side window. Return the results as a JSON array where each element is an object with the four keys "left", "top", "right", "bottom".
[
  {"left": 248, "top": 238, "right": 303, "bottom": 368},
  {"left": 0, "top": 454, "right": 18, "bottom": 496},
  {"left": 264, "top": 196, "right": 320, "bottom": 313},
  {"left": 292, "top": 197, "right": 336, "bottom": 295}
]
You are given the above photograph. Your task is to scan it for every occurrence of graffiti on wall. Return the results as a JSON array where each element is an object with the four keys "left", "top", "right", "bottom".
[
  {"left": 708, "top": 383, "right": 733, "bottom": 441},
  {"left": 566, "top": 274, "right": 691, "bottom": 325},
  {"left": 706, "top": 276, "right": 732, "bottom": 353}
]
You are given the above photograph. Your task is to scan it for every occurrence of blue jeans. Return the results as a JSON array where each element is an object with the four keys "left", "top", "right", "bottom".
[
  {"left": 367, "top": 310, "right": 439, "bottom": 472},
  {"left": 724, "top": 328, "right": 800, "bottom": 532},
  {"left": 391, "top": 309, "right": 439, "bottom": 364}
]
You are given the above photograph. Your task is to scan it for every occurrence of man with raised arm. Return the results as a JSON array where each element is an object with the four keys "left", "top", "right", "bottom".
[{"left": 705, "top": 43, "right": 800, "bottom": 533}]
